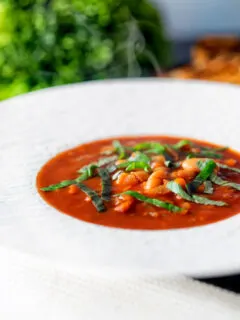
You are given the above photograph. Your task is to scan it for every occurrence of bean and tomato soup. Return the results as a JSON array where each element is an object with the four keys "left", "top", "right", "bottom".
[{"left": 37, "top": 136, "right": 240, "bottom": 230}]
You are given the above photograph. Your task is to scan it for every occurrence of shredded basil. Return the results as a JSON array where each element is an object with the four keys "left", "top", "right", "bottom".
[
  {"left": 203, "top": 181, "right": 214, "bottom": 194},
  {"left": 167, "top": 181, "right": 227, "bottom": 206},
  {"left": 41, "top": 167, "right": 93, "bottom": 191},
  {"left": 118, "top": 161, "right": 151, "bottom": 172},
  {"left": 217, "top": 163, "right": 240, "bottom": 174},
  {"left": 97, "top": 168, "right": 112, "bottom": 201},
  {"left": 134, "top": 142, "right": 165, "bottom": 154},
  {"left": 164, "top": 145, "right": 177, "bottom": 161},
  {"left": 129, "top": 151, "right": 150, "bottom": 164},
  {"left": 97, "top": 156, "right": 118, "bottom": 167},
  {"left": 173, "top": 139, "right": 191, "bottom": 150},
  {"left": 43, "top": 157, "right": 116, "bottom": 192},
  {"left": 78, "top": 163, "right": 98, "bottom": 176},
  {"left": 41, "top": 179, "right": 75, "bottom": 191},
  {"left": 191, "top": 195, "right": 226, "bottom": 206},
  {"left": 201, "top": 146, "right": 228, "bottom": 152},
  {"left": 75, "top": 183, "right": 106, "bottom": 212},
  {"left": 187, "top": 151, "right": 223, "bottom": 159},
  {"left": 77, "top": 156, "right": 117, "bottom": 174},
  {"left": 186, "top": 159, "right": 216, "bottom": 194},
  {"left": 106, "top": 164, "right": 117, "bottom": 173},
  {"left": 167, "top": 181, "right": 192, "bottom": 201},
  {"left": 123, "top": 190, "right": 183, "bottom": 213},
  {"left": 113, "top": 140, "right": 127, "bottom": 159},
  {"left": 117, "top": 151, "right": 151, "bottom": 172},
  {"left": 210, "top": 173, "right": 240, "bottom": 191}
]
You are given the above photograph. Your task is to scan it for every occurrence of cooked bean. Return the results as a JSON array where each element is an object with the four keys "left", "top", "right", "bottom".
[
  {"left": 144, "top": 185, "right": 170, "bottom": 196},
  {"left": 114, "top": 194, "right": 134, "bottom": 213},
  {"left": 174, "top": 178, "right": 186, "bottom": 189},
  {"left": 181, "top": 158, "right": 203, "bottom": 172},
  {"left": 132, "top": 170, "right": 149, "bottom": 182},
  {"left": 116, "top": 172, "right": 139, "bottom": 187},
  {"left": 145, "top": 168, "right": 168, "bottom": 190}
]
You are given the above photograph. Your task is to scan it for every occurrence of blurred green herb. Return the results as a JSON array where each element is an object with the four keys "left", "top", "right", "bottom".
[{"left": 0, "top": 0, "right": 170, "bottom": 100}]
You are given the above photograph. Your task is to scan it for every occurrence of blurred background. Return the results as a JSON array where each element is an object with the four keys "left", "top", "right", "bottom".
[{"left": 1, "top": 0, "right": 240, "bottom": 101}]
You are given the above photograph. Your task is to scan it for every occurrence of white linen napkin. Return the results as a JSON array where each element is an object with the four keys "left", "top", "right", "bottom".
[{"left": 0, "top": 246, "right": 239, "bottom": 320}]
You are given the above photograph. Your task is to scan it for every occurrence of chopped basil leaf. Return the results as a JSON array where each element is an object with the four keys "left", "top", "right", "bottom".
[
  {"left": 167, "top": 181, "right": 192, "bottom": 201},
  {"left": 167, "top": 181, "right": 227, "bottom": 206},
  {"left": 113, "top": 140, "right": 127, "bottom": 159},
  {"left": 133, "top": 142, "right": 152, "bottom": 150},
  {"left": 42, "top": 164, "right": 95, "bottom": 191},
  {"left": 41, "top": 179, "right": 75, "bottom": 191},
  {"left": 118, "top": 161, "right": 151, "bottom": 172},
  {"left": 97, "top": 156, "right": 118, "bottom": 167},
  {"left": 77, "top": 156, "right": 117, "bottom": 176},
  {"left": 76, "top": 183, "right": 106, "bottom": 212},
  {"left": 76, "top": 171, "right": 92, "bottom": 183},
  {"left": 126, "top": 162, "right": 151, "bottom": 172},
  {"left": 217, "top": 163, "right": 240, "bottom": 173},
  {"left": 123, "top": 190, "right": 183, "bottom": 213},
  {"left": 203, "top": 181, "right": 214, "bottom": 194},
  {"left": 98, "top": 168, "right": 112, "bottom": 201},
  {"left": 186, "top": 159, "right": 216, "bottom": 194},
  {"left": 146, "top": 147, "right": 166, "bottom": 155},
  {"left": 187, "top": 151, "right": 223, "bottom": 159},
  {"left": 201, "top": 146, "right": 228, "bottom": 152},
  {"left": 117, "top": 151, "right": 151, "bottom": 172},
  {"left": 210, "top": 173, "right": 240, "bottom": 191},
  {"left": 134, "top": 142, "right": 165, "bottom": 154},
  {"left": 163, "top": 152, "right": 173, "bottom": 162},
  {"left": 191, "top": 195, "right": 226, "bottom": 206},
  {"left": 78, "top": 163, "right": 98, "bottom": 176},
  {"left": 164, "top": 145, "right": 177, "bottom": 161},
  {"left": 106, "top": 164, "right": 117, "bottom": 173},
  {"left": 173, "top": 139, "right": 191, "bottom": 150},
  {"left": 129, "top": 151, "right": 150, "bottom": 164}
]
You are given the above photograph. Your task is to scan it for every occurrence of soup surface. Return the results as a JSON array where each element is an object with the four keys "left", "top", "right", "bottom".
[{"left": 37, "top": 136, "right": 240, "bottom": 230}]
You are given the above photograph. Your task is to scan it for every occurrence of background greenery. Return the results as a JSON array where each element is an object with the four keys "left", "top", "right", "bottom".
[{"left": 0, "top": 0, "right": 170, "bottom": 100}]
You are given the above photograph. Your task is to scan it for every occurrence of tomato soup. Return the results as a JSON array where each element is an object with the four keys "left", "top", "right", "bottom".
[{"left": 37, "top": 136, "right": 240, "bottom": 230}]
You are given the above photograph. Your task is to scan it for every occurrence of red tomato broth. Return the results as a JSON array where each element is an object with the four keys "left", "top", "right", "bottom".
[{"left": 36, "top": 136, "right": 240, "bottom": 230}]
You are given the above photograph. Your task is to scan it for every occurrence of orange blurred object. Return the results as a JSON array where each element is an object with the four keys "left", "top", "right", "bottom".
[{"left": 161, "top": 35, "right": 240, "bottom": 85}]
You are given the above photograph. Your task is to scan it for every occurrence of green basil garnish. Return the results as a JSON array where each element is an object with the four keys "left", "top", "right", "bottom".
[
  {"left": 203, "top": 181, "right": 214, "bottom": 194},
  {"left": 186, "top": 159, "right": 216, "bottom": 194},
  {"left": 129, "top": 151, "right": 150, "bottom": 163},
  {"left": 134, "top": 142, "right": 165, "bottom": 154},
  {"left": 210, "top": 173, "right": 240, "bottom": 191},
  {"left": 217, "top": 163, "right": 240, "bottom": 174},
  {"left": 113, "top": 140, "right": 128, "bottom": 159},
  {"left": 117, "top": 161, "right": 151, "bottom": 172},
  {"left": 98, "top": 168, "right": 112, "bottom": 201},
  {"left": 97, "top": 156, "right": 118, "bottom": 167},
  {"left": 187, "top": 151, "right": 223, "bottom": 159},
  {"left": 173, "top": 139, "right": 191, "bottom": 150},
  {"left": 167, "top": 181, "right": 227, "bottom": 207},
  {"left": 41, "top": 179, "right": 75, "bottom": 191},
  {"left": 123, "top": 190, "right": 183, "bottom": 213},
  {"left": 76, "top": 182, "right": 106, "bottom": 212}
]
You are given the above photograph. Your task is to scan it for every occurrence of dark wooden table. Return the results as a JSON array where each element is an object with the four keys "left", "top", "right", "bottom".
[{"left": 171, "top": 40, "right": 240, "bottom": 294}]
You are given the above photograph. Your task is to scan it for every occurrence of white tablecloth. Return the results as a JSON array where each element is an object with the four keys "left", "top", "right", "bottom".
[{"left": 0, "top": 246, "right": 239, "bottom": 320}]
